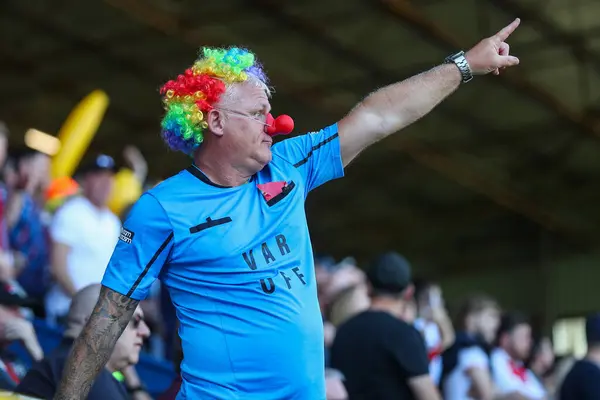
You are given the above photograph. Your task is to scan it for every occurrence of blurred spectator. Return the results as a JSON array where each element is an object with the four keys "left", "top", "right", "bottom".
[
  {"left": 328, "top": 284, "right": 370, "bottom": 328},
  {"left": 413, "top": 279, "right": 455, "bottom": 386},
  {"left": 314, "top": 255, "right": 339, "bottom": 362},
  {"left": 45, "top": 154, "right": 121, "bottom": 324},
  {"left": 441, "top": 294, "right": 500, "bottom": 400},
  {"left": 549, "top": 354, "right": 575, "bottom": 397},
  {"left": 527, "top": 336, "right": 555, "bottom": 395},
  {"left": 0, "top": 256, "right": 44, "bottom": 390},
  {"left": 108, "top": 145, "right": 148, "bottom": 221},
  {"left": 403, "top": 298, "right": 418, "bottom": 324},
  {"left": 325, "top": 258, "right": 365, "bottom": 303},
  {"left": 139, "top": 281, "right": 164, "bottom": 358},
  {"left": 559, "top": 313, "right": 600, "bottom": 400},
  {"left": 0, "top": 123, "right": 9, "bottom": 169},
  {"left": 325, "top": 368, "right": 348, "bottom": 400},
  {"left": 6, "top": 148, "right": 51, "bottom": 301},
  {"left": 0, "top": 284, "right": 43, "bottom": 359},
  {"left": 16, "top": 284, "right": 151, "bottom": 399},
  {"left": 321, "top": 257, "right": 367, "bottom": 354},
  {"left": 0, "top": 130, "right": 19, "bottom": 287},
  {"left": 159, "top": 282, "right": 178, "bottom": 360},
  {"left": 157, "top": 322, "right": 183, "bottom": 400},
  {"left": 44, "top": 176, "right": 80, "bottom": 215},
  {"left": 0, "top": 303, "right": 43, "bottom": 390},
  {"left": 331, "top": 252, "right": 441, "bottom": 400},
  {"left": 325, "top": 282, "right": 370, "bottom": 367},
  {"left": 323, "top": 319, "right": 336, "bottom": 355},
  {"left": 491, "top": 312, "right": 546, "bottom": 399},
  {"left": 315, "top": 255, "right": 336, "bottom": 314},
  {"left": 122, "top": 145, "right": 148, "bottom": 184}
]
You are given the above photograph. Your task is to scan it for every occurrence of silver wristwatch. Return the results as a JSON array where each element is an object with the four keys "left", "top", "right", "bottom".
[{"left": 444, "top": 51, "right": 473, "bottom": 83}]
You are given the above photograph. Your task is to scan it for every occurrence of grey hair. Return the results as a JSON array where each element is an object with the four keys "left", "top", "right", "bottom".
[{"left": 218, "top": 74, "right": 273, "bottom": 106}]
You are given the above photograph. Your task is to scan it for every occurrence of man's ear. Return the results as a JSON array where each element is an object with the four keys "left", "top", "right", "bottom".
[
  {"left": 402, "top": 284, "right": 415, "bottom": 300},
  {"left": 366, "top": 282, "right": 375, "bottom": 298},
  {"left": 206, "top": 109, "right": 225, "bottom": 137}
]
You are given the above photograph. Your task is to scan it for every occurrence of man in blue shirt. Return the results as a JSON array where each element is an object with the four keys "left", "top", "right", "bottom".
[{"left": 54, "top": 18, "right": 521, "bottom": 400}]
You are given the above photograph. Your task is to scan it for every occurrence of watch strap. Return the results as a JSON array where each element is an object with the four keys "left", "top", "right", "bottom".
[{"left": 444, "top": 51, "right": 473, "bottom": 83}]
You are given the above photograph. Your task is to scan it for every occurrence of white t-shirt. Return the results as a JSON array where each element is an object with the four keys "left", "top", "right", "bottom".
[
  {"left": 491, "top": 348, "right": 546, "bottom": 399},
  {"left": 414, "top": 318, "right": 443, "bottom": 385},
  {"left": 443, "top": 346, "right": 490, "bottom": 400},
  {"left": 45, "top": 196, "right": 121, "bottom": 321}
]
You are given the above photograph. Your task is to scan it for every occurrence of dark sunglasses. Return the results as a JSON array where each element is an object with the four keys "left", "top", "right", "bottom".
[{"left": 129, "top": 314, "right": 145, "bottom": 329}]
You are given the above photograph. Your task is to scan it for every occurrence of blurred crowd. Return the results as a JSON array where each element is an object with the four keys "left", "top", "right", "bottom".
[
  {"left": 316, "top": 253, "right": 600, "bottom": 400},
  {"left": 0, "top": 118, "right": 597, "bottom": 399},
  {"left": 0, "top": 122, "right": 174, "bottom": 398}
]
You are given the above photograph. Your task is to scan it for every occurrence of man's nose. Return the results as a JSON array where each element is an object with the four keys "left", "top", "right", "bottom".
[
  {"left": 265, "top": 113, "right": 274, "bottom": 134},
  {"left": 138, "top": 320, "right": 151, "bottom": 338}
]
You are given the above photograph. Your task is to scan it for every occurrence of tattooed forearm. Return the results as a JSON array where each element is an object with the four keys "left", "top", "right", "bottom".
[{"left": 53, "top": 285, "right": 139, "bottom": 400}]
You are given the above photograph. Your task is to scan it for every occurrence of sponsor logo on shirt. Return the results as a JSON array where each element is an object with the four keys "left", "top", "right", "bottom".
[{"left": 119, "top": 227, "right": 135, "bottom": 244}]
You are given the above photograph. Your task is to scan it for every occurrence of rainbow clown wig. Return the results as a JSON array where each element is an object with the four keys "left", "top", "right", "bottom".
[{"left": 160, "top": 47, "right": 270, "bottom": 154}]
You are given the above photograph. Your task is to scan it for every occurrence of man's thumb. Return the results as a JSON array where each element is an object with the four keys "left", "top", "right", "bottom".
[{"left": 500, "top": 56, "right": 520, "bottom": 67}]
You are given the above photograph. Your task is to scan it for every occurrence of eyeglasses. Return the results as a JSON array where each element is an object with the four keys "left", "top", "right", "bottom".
[
  {"left": 214, "top": 108, "right": 270, "bottom": 127},
  {"left": 130, "top": 314, "right": 145, "bottom": 330}
]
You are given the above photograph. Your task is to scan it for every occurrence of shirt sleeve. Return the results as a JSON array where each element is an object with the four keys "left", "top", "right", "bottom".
[
  {"left": 101, "top": 193, "right": 174, "bottom": 301},
  {"left": 459, "top": 347, "right": 489, "bottom": 371},
  {"left": 387, "top": 325, "right": 430, "bottom": 378},
  {"left": 491, "top": 353, "right": 521, "bottom": 395},
  {"left": 272, "top": 123, "right": 344, "bottom": 196}
]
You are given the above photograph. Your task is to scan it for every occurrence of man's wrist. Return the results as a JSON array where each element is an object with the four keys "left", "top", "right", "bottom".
[
  {"left": 444, "top": 51, "right": 473, "bottom": 83},
  {"left": 438, "top": 63, "right": 463, "bottom": 86}
]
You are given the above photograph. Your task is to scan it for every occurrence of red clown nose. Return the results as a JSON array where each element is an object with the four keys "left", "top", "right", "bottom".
[{"left": 265, "top": 113, "right": 294, "bottom": 137}]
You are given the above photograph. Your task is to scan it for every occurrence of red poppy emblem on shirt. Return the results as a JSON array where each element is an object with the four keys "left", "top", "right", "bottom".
[{"left": 257, "top": 181, "right": 287, "bottom": 201}]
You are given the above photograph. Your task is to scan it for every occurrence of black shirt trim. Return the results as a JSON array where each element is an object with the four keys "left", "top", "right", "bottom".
[
  {"left": 186, "top": 165, "right": 232, "bottom": 188},
  {"left": 186, "top": 165, "right": 255, "bottom": 187},
  {"left": 293, "top": 133, "right": 339, "bottom": 168},
  {"left": 126, "top": 232, "right": 174, "bottom": 297},
  {"left": 266, "top": 181, "right": 296, "bottom": 207}
]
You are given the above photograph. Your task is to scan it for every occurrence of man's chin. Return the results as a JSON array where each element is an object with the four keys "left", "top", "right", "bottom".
[{"left": 259, "top": 149, "right": 273, "bottom": 165}]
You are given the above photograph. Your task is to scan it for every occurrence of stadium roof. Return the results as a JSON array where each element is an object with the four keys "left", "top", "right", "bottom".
[{"left": 3, "top": 0, "right": 600, "bottom": 274}]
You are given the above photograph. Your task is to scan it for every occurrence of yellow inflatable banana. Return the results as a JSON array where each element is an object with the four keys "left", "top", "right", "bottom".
[
  {"left": 51, "top": 90, "right": 109, "bottom": 179},
  {"left": 107, "top": 168, "right": 142, "bottom": 216}
]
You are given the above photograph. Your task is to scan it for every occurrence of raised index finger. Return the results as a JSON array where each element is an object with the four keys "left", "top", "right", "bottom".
[{"left": 494, "top": 18, "right": 521, "bottom": 42}]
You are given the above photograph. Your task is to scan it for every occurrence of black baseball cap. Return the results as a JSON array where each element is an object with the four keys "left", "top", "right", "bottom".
[
  {"left": 366, "top": 251, "right": 412, "bottom": 295},
  {"left": 77, "top": 154, "right": 118, "bottom": 175}
]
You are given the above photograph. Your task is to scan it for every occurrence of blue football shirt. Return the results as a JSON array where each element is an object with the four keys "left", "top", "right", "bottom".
[{"left": 102, "top": 124, "right": 344, "bottom": 399}]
